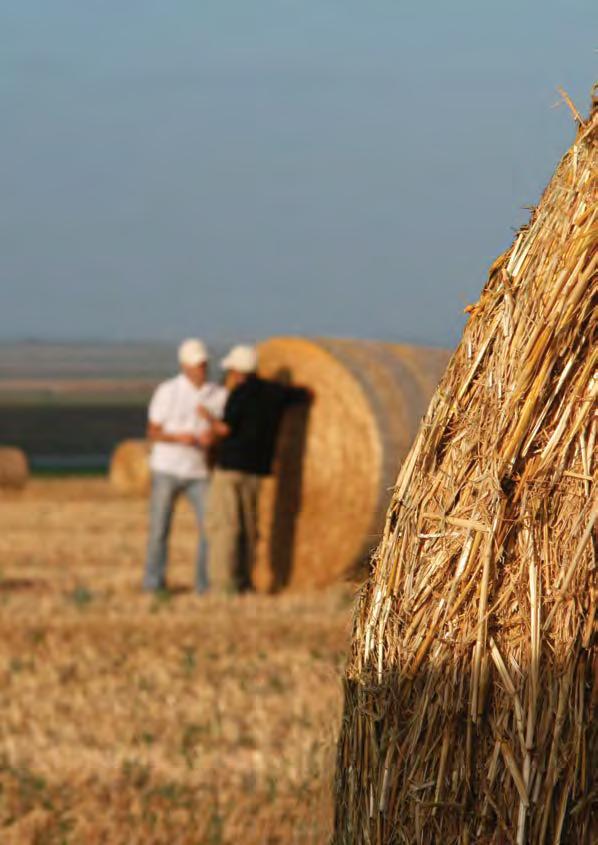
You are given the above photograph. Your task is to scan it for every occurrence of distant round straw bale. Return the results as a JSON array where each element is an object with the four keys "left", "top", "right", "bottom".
[
  {"left": 109, "top": 439, "right": 151, "bottom": 495},
  {"left": 254, "top": 338, "right": 450, "bottom": 591},
  {"left": 0, "top": 447, "right": 29, "bottom": 489}
]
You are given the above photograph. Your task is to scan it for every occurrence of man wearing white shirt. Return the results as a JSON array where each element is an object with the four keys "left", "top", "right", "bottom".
[{"left": 143, "top": 338, "right": 227, "bottom": 594}]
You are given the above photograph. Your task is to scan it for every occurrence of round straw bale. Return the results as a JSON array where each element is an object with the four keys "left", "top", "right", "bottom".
[
  {"left": 333, "top": 102, "right": 598, "bottom": 844},
  {"left": 0, "top": 447, "right": 29, "bottom": 489},
  {"left": 254, "top": 337, "right": 450, "bottom": 590},
  {"left": 109, "top": 439, "right": 151, "bottom": 496}
]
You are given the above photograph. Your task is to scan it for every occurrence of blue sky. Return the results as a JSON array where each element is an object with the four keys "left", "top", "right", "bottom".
[{"left": 1, "top": 1, "right": 595, "bottom": 347}]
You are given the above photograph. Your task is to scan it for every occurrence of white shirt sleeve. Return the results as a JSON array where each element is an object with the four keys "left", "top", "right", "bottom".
[
  {"left": 148, "top": 382, "right": 171, "bottom": 425},
  {"left": 205, "top": 385, "right": 228, "bottom": 419}
]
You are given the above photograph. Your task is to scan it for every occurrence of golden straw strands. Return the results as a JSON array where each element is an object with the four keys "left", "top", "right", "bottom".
[{"left": 332, "top": 93, "right": 597, "bottom": 844}]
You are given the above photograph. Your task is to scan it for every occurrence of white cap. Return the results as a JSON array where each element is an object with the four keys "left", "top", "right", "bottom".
[
  {"left": 221, "top": 344, "right": 258, "bottom": 374},
  {"left": 178, "top": 338, "right": 208, "bottom": 367}
]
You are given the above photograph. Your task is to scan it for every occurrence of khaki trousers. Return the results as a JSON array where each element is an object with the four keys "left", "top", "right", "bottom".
[{"left": 206, "top": 468, "right": 260, "bottom": 593}]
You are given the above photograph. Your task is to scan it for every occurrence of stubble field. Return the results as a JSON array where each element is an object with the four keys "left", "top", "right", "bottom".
[{"left": 0, "top": 479, "right": 355, "bottom": 844}]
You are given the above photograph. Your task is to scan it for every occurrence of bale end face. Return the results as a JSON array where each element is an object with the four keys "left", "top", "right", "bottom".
[
  {"left": 0, "top": 447, "right": 29, "bottom": 489},
  {"left": 255, "top": 337, "right": 449, "bottom": 591},
  {"left": 109, "top": 440, "right": 151, "bottom": 496}
]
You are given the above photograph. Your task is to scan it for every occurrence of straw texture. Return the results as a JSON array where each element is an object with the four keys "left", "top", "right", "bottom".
[
  {"left": 333, "top": 107, "right": 597, "bottom": 842},
  {"left": 256, "top": 338, "right": 449, "bottom": 590},
  {"left": 0, "top": 447, "right": 28, "bottom": 489},
  {"left": 109, "top": 439, "right": 151, "bottom": 496}
]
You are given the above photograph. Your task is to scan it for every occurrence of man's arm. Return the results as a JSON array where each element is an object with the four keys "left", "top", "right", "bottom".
[
  {"left": 146, "top": 422, "right": 211, "bottom": 448},
  {"left": 196, "top": 384, "right": 232, "bottom": 443},
  {"left": 282, "top": 385, "right": 314, "bottom": 407},
  {"left": 196, "top": 407, "right": 231, "bottom": 442},
  {"left": 147, "top": 381, "right": 212, "bottom": 448},
  {"left": 197, "top": 382, "right": 312, "bottom": 436}
]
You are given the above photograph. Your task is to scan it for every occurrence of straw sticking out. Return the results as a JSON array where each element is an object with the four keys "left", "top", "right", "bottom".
[{"left": 333, "top": 101, "right": 597, "bottom": 843}]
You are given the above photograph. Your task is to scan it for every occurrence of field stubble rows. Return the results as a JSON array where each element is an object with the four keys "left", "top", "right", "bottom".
[{"left": 0, "top": 479, "right": 354, "bottom": 844}]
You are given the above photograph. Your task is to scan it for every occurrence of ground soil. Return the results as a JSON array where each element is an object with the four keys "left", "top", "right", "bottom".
[{"left": 0, "top": 479, "right": 355, "bottom": 844}]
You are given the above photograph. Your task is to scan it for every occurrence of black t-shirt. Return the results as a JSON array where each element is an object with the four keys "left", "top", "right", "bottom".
[{"left": 216, "top": 376, "right": 308, "bottom": 476}]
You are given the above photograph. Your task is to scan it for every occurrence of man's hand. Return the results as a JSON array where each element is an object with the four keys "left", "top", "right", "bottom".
[
  {"left": 194, "top": 404, "right": 231, "bottom": 445},
  {"left": 147, "top": 423, "right": 204, "bottom": 448},
  {"left": 176, "top": 432, "right": 200, "bottom": 447},
  {"left": 197, "top": 405, "right": 215, "bottom": 423},
  {"left": 175, "top": 431, "right": 213, "bottom": 449},
  {"left": 197, "top": 430, "right": 214, "bottom": 448}
]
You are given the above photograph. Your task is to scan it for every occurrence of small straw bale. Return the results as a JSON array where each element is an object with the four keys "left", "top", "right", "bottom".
[
  {"left": 333, "top": 101, "right": 597, "bottom": 843},
  {"left": 255, "top": 338, "right": 449, "bottom": 590},
  {"left": 0, "top": 447, "right": 29, "bottom": 489},
  {"left": 109, "top": 439, "right": 151, "bottom": 495}
]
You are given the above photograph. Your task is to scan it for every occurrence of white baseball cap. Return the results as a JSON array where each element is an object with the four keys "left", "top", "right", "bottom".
[
  {"left": 178, "top": 338, "right": 208, "bottom": 367},
  {"left": 221, "top": 344, "right": 258, "bottom": 374}
]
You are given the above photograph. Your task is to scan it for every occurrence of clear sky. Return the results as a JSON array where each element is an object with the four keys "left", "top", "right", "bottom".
[{"left": 1, "top": 1, "right": 595, "bottom": 348}]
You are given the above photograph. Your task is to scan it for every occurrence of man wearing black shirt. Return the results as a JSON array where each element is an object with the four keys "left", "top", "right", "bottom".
[{"left": 201, "top": 344, "right": 310, "bottom": 593}]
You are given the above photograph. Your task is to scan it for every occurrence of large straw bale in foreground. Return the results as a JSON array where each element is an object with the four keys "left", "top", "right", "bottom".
[
  {"left": 0, "top": 447, "right": 29, "bottom": 489},
  {"left": 333, "top": 108, "right": 597, "bottom": 842},
  {"left": 255, "top": 338, "right": 449, "bottom": 590},
  {"left": 109, "top": 439, "right": 150, "bottom": 495}
]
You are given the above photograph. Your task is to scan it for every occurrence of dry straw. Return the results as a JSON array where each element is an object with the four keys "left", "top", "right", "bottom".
[
  {"left": 0, "top": 447, "right": 28, "bottom": 489},
  {"left": 109, "top": 439, "right": 151, "bottom": 495},
  {"left": 256, "top": 338, "right": 449, "bottom": 590},
  {"left": 333, "top": 97, "right": 597, "bottom": 843}
]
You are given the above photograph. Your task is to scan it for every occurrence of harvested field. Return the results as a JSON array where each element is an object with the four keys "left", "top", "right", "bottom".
[{"left": 0, "top": 479, "right": 353, "bottom": 844}]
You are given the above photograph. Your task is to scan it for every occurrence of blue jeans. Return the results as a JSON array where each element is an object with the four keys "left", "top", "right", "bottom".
[{"left": 143, "top": 472, "right": 209, "bottom": 593}]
